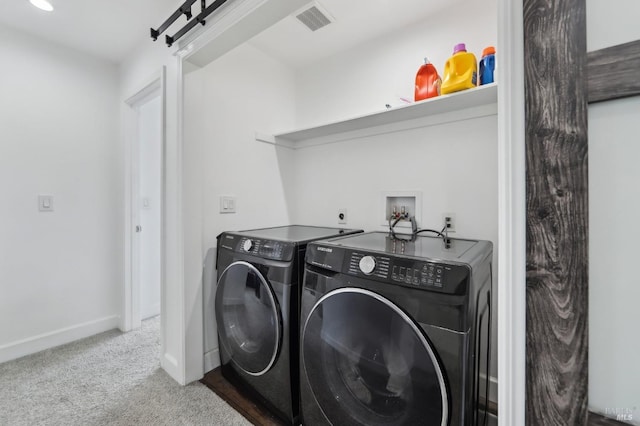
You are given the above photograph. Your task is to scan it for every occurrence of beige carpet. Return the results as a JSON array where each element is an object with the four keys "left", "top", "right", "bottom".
[{"left": 0, "top": 317, "right": 250, "bottom": 425}]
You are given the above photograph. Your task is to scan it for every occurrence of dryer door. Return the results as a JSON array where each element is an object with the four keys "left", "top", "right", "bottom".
[
  {"left": 215, "top": 261, "right": 281, "bottom": 376},
  {"left": 301, "top": 288, "right": 448, "bottom": 426}
]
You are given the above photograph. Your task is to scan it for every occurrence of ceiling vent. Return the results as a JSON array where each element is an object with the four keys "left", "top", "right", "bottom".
[{"left": 295, "top": 2, "right": 334, "bottom": 32}]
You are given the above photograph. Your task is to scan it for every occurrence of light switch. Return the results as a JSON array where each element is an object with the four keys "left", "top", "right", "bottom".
[
  {"left": 220, "top": 196, "right": 237, "bottom": 214},
  {"left": 38, "top": 195, "right": 54, "bottom": 212}
]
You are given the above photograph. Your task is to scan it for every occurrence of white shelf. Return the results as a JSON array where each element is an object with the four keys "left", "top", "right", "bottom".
[{"left": 256, "top": 83, "right": 498, "bottom": 148}]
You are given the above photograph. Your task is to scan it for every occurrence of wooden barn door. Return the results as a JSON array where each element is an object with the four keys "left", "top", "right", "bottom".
[
  {"left": 524, "top": 0, "right": 640, "bottom": 423},
  {"left": 523, "top": 1, "right": 589, "bottom": 424}
]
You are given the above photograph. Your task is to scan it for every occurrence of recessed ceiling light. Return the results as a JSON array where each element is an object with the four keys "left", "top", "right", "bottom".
[{"left": 29, "top": 0, "right": 54, "bottom": 12}]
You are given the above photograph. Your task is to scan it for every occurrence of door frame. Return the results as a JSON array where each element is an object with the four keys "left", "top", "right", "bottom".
[
  {"left": 123, "top": 67, "right": 167, "bottom": 333},
  {"left": 496, "top": 0, "right": 527, "bottom": 423}
]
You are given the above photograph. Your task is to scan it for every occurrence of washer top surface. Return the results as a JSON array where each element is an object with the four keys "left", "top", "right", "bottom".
[
  {"left": 322, "top": 231, "right": 479, "bottom": 262},
  {"left": 232, "top": 225, "right": 361, "bottom": 244}
]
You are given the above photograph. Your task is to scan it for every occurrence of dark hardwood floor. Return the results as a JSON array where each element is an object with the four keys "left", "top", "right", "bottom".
[
  {"left": 201, "top": 368, "right": 285, "bottom": 426},
  {"left": 204, "top": 367, "right": 627, "bottom": 426}
]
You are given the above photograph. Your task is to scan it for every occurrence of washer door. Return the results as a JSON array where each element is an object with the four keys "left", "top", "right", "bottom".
[
  {"left": 302, "top": 288, "right": 448, "bottom": 426},
  {"left": 215, "top": 261, "right": 281, "bottom": 376}
]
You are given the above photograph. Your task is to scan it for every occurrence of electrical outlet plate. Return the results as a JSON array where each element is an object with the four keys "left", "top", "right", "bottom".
[
  {"left": 380, "top": 191, "right": 422, "bottom": 229},
  {"left": 338, "top": 208, "right": 347, "bottom": 224},
  {"left": 442, "top": 212, "right": 456, "bottom": 233}
]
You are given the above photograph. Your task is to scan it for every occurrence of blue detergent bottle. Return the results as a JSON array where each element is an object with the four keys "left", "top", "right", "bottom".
[{"left": 479, "top": 46, "right": 496, "bottom": 85}]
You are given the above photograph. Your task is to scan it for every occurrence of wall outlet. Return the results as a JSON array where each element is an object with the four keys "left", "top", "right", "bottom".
[
  {"left": 442, "top": 212, "right": 456, "bottom": 233},
  {"left": 338, "top": 208, "right": 347, "bottom": 224}
]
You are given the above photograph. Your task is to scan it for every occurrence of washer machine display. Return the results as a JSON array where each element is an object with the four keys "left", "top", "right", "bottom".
[
  {"left": 211, "top": 225, "right": 363, "bottom": 425},
  {"left": 300, "top": 232, "right": 493, "bottom": 426}
]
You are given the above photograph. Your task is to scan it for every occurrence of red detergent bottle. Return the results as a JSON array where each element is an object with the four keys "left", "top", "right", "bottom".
[{"left": 414, "top": 58, "right": 442, "bottom": 101}]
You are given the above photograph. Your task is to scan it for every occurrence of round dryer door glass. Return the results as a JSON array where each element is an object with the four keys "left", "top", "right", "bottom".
[
  {"left": 215, "top": 261, "right": 281, "bottom": 376},
  {"left": 301, "top": 288, "right": 448, "bottom": 426}
]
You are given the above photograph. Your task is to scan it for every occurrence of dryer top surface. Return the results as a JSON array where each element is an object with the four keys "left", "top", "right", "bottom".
[
  {"left": 231, "top": 225, "right": 362, "bottom": 244},
  {"left": 319, "top": 232, "right": 489, "bottom": 264}
]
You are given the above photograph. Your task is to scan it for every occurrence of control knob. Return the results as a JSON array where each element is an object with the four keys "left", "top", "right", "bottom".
[
  {"left": 243, "top": 239, "right": 253, "bottom": 252},
  {"left": 359, "top": 256, "right": 376, "bottom": 275}
]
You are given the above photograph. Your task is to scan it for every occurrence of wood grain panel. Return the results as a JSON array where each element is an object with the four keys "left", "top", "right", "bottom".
[
  {"left": 523, "top": 0, "right": 589, "bottom": 424},
  {"left": 588, "top": 40, "right": 640, "bottom": 103}
]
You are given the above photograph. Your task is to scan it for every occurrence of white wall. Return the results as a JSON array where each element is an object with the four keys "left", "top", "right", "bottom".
[
  {"left": 587, "top": 1, "right": 640, "bottom": 421},
  {"left": 586, "top": 0, "right": 640, "bottom": 51},
  {"left": 0, "top": 24, "right": 120, "bottom": 362},
  {"left": 287, "top": 119, "right": 497, "bottom": 236},
  {"left": 197, "top": 42, "right": 298, "bottom": 249},
  {"left": 589, "top": 97, "right": 640, "bottom": 424}
]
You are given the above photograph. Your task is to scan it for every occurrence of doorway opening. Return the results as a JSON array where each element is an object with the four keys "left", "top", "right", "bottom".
[{"left": 123, "top": 69, "right": 166, "bottom": 340}]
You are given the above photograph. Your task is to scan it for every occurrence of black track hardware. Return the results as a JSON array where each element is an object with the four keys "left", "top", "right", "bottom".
[
  {"left": 151, "top": 0, "right": 231, "bottom": 47},
  {"left": 150, "top": 0, "right": 198, "bottom": 41}
]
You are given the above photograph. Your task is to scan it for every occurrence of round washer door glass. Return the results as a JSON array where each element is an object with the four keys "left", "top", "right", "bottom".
[
  {"left": 302, "top": 288, "right": 448, "bottom": 426},
  {"left": 215, "top": 261, "right": 281, "bottom": 376}
]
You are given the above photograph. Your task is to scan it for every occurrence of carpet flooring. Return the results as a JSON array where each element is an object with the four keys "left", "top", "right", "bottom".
[{"left": 0, "top": 317, "right": 250, "bottom": 426}]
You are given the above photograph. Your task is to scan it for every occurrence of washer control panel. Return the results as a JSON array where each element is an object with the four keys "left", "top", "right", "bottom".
[
  {"left": 348, "top": 252, "right": 390, "bottom": 280},
  {"left": 346, "top": 251, "right": 469, "bottom": 294},
  {"left": 391, "top": 261, "right": 445, "bottom": 288}
]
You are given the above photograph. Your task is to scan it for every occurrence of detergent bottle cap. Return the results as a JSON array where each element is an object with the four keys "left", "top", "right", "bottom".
[
  {"left": 482, "top": 46, "right": 496, "bottom": 57},
  {"left": 453, "top": 43, "right": 467, "bottom": 54}
]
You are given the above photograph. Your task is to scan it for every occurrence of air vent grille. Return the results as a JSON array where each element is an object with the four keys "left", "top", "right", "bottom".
[{"left": 296, "top": 5, "right": 332, "bottom": 31}]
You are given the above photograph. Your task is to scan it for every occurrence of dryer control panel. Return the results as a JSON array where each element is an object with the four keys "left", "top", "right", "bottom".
[
  {"left": 219, "top": 234, "right": 294, "bottom": 261},
  {"left": 239, "top": 238, "right": 294, "bottom": 261},
  {"left": 345, "top": 251, "right": 470, "bottom": 294}
]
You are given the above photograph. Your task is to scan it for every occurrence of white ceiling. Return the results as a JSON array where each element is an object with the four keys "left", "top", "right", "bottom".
[
  {"left": 0, "top": 0, "right": 461, "bottom": 65},
  {"left": 0, "top": 0, "right": 184, "bottom": 63}
]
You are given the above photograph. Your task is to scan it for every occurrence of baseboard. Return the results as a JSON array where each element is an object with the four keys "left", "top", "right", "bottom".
[
  {"left": 141, "top": 303, "right": 161, "bottom": 320},
  {"left": 204, "top": 348, "right": 220, "bottom": 374},
  {"left": 0, "top": 315, "right": 120, "bottom": 364},
  {"left": 162, "top": 352, "right": 183, "bottom": 384}
]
